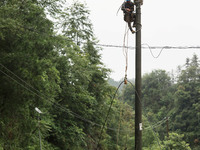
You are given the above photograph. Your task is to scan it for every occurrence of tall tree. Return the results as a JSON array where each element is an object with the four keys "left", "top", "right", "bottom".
[
  {"left": 0, "top": 0, "right": 61, "bottom": 149},
  {"left": 142, "top": 70, "right": 174, "bottom": 115},
  {"left": 172, "top": 54, "right": 200, "bottom": 147},
  {"left": 47, "top": 1, "right": 114, "bottom": 149},
  {"left": 60, "top": 1, "right": 93, "bottom": 44},
  {"left": 162, "top": 132, "right": 191, "bottom": 150}
]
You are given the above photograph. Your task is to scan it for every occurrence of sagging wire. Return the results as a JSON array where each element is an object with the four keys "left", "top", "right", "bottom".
[
  {"left": 96, "top": 80, "right": 124, "bottom": 150},
  {"left": 142, "top": 43, "right": 166, "bottom": 58},
  {"left": 0, "top": 63, "right": 119, "bottom": 132},
  {"left": 144, "top": 117, "right": 170, "bottom": 130},
  {"left": 1, "top": 59, "right": 173, "bottom": 150}
]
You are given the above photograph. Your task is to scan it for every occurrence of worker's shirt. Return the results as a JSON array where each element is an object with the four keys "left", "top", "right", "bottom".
[{"left": 121, "top": 2, "right": 135, "bottom": 13}]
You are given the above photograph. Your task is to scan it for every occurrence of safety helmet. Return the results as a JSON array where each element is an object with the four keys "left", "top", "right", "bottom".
[{"left": 126, "top": 0, "right": 130, "bottom": 1}]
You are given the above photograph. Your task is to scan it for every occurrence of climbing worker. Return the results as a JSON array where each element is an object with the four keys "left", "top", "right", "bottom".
[{"left": 121, "top": 0, "right": 136, "bottom": 33}]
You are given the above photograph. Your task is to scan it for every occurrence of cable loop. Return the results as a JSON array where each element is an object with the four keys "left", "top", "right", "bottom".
[{"left": 142, "top": 43, "right": 165, "bottom": 58}]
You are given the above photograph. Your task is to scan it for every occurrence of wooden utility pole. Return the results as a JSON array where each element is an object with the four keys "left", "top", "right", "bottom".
[
  {"left": 135, "top": 0, "right": 142, "bottom": 150},
  {"left": 166, "top": 117, "right": 169, "bottom": 138}
]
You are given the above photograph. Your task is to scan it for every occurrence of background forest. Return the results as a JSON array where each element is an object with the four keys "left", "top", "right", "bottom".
[{"left": 0, "top": 0, "right": 200, "bottom": 150}]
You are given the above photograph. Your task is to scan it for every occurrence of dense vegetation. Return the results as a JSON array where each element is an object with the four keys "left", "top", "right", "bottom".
[
  {"left": 120, "top": 54, "right": 200, "bottom": 150},
  {"left": 0, "top": 0, "right": 200, "bottom": 149}
]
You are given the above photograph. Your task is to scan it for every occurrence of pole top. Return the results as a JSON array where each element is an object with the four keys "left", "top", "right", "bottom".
[{"left": 135, "top": 0, "right": 143, "bottom": 5}]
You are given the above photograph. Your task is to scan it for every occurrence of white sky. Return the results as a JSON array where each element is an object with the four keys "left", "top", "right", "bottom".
[{"left": 69, "top": 0, "right": 200, "bottom": 81}]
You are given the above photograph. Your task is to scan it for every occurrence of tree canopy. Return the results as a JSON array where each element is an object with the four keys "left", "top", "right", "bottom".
[{"left": 0, "top": 0, "right": 200, "bottom": 149}]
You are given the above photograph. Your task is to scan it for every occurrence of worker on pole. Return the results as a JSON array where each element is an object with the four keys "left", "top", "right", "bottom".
[{"left": 121, "top": 0, "right": 136, "bottom": 33}]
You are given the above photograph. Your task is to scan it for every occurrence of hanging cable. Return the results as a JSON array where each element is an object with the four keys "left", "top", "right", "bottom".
[
  {"left": 116, "top": 106, "right": 123, "bottom": 146},
  {"left": 142, "top": 43, "right": 166, "bottom": 58},
  {"left": 116, "top": 4, "right": 122, "bottom": 16},
  {"left": 123, "top": 23, "right": 129, "bottom": 84},
  {"left": 96, "top": 80, "right": 124, "bottom": 150},
  {"left": 126, "top": 79, "right": 162, "bottom": 150}
]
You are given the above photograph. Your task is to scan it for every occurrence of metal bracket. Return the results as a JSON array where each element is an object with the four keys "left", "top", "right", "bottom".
[{"left": 135, "top": 0, "right": 143, "bottom": 5}]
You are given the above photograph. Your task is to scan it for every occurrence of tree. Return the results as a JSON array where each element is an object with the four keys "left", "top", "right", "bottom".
[
  {"left": 172, "top": 54, "right": 200, "bottom": 147},
  {"left": 0, "top": 0, "right": 62, "bottom": 149},
  {"left": 142, "top": 70, "right": 174, "bottom": 115},
  {"left": 60, "top": 1, "right": 93, "bottom": 44},
  {"left": 163, "top": 132, "right": 191, "bottom": 150},
  {"left": 120, "top": 83, "right": 135, "bottom": 107},
  {"left": 46, "top": 1, "right": 115, "bottom": 149}
]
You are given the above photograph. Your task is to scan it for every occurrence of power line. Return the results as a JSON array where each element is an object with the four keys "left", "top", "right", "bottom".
[
  {"left": 96, "top": 80, "right": 124, "bottom": 150},
  {"left": 0, "top": 59, "right": 172, "bottom": 134},
  {"left": 65, "top": 39, "right": 200, "bottom": 50},
  {"left": 142, "top": 43, "right": 165, "bottom": 58},
  {"left": 127, "top": 80, "right": 162, "bottom": 150},
  {"left": 74, "top": 39, "right": 200, "bottom": 59},
  {"left": 4, "top": 20, "right": 200, "bottom": 51},
  {"left": 0, "top": 63, "right": 118, "bottom": 132},
  {"left": 0, "top": 63, "right": 176, "bottom": 149},
  {"left": 96, "top": 43, "right": 200, "bottom": 50},
  {"left": 144, "top": 117, "right": 170, "bottom": 130},
  {"left": 1, "top": 62, "right": 169, "bottom": 141}
]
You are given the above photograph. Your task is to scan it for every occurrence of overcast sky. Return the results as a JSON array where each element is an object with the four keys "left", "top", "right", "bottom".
[{"left": 68, "top": 0, "right": 200, "bottom": 81}]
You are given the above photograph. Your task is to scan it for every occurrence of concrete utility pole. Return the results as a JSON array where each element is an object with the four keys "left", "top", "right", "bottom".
[{"left": 135, "top": 0, "right": 142, "bottom": 150}]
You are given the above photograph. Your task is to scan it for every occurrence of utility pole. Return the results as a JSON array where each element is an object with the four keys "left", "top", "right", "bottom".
[
  {"left": 35, "top": 107, "right": 42, "bottom": 150},
  {"left": 135, "top": 0, "right": 142, "bottom": 150},
  {"left": 166, "top": 117, "right": 169, "bottom": 138},
  {"left": 38, "top": 115, "right": 42, "bottom": 150}
]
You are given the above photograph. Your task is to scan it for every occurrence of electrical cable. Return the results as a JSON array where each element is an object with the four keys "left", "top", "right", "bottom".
[
  {"left": 96, "top": 80, "right": 124, "bottom": 150},
  {"left": 143, "top": 116, "right": 163, "bottom": 150},
  {"left": 0, "top": 66, "right": 73, "bottom": 116},
  {"left": 142, "top": 43, "right": 165, "bottom": 58},
  {"left": 1, "top": 62, "right": 165, "bottom": 148},
  {"left": 66, "top": 38, "right": 200, "bottom": 51},
  {"left": 116, "top": 106, "right": 123, "bottom": 146},
  {"left": 4, "top": 12, "right": 200, "bottom": 51},
  {"left": 127, "top": 79, "right": 162, "bottom": 150},
  {"left": 98, "top": 44, "right": 200, "bottom": 51},
  {"left": 116, "top": 4, "right": 122, "bottom": 16},
  {"left": 0, "top": 63, "right": 47, "bottom": 98},
  {"left": 144, "top": 117, "right": 170, "bottom": 130},
  {"left": 123, "top": 23, "right": 129, "bottom": 79},
  {"left": 0, "top": 64, "right": 119, "bottom": 132},
  {"left": 0, "top": 63, "right": 175, "bottom": 149},
  {"left": 0, "top": 64, "right": 74, "bottom": 114}
]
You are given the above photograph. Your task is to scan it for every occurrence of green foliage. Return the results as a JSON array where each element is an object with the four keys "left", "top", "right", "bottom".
[
  {"left": 121, "top": 83, "right": 135, "bottom": 106},
  {"left": 0, "top": 0, "right": 61, "bottom": 149},
  {"left": 172, "top": 54, "right": 200, "bottom": 146},
  {"left": 120, "top": 55, "right": 200, "bottom": 148},
  {"left": 162, "top": 132, "right": 191, "bottom": 150},
  {"left": 1, "top": 0, "right": 200, "bottom": 149},
  {"left": 60, "top": 1, "right": 93, "bottom": 43},
  {"left": 142, "top": 70, "right": 174, "bottom": 115}
]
